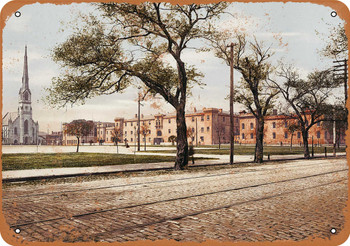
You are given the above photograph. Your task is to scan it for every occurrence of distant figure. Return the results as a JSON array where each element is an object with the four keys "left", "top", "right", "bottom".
[
  {"left": 189, "top": 145, "right": 195, "bottom": 164},
  {"left": 89, "top": 140, "right": 93, "bottom": 146}
]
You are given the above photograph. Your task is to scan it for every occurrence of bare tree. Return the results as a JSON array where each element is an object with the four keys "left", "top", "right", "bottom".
[
  {"left": 111, "top": 126, "right": 122, "bottom": 153},
  {"left": 279, "top": 118, "right": 300, "bottom": 150},
  {"left": 268, "top": 65, "right": 338, "bottom": 158},
  {"left": 215, "top": 120, "right": 225, "bottom": 149},
  {"left": 140, "top": 124, "right": 151, "bottom": 151},
  {"left": 209, "top": 34, "right": 278, "bottom": 163}
]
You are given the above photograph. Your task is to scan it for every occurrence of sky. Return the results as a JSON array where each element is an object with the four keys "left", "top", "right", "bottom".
[{"left": 2, "top": 1, "right": 347, "bottom": 133}]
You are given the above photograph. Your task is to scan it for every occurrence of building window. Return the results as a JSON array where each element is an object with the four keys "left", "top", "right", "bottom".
[
  {"left": 272, "top": 122, "right": 276, "bottom": 128},
  {"left": 273, "top": 132, "right": 276, "bottom": 139},
  {"left": 250, "top": 123, "right": 254, "bottom": 130},
  {"left": 285, "top": 122, "right": 288, "bottom": 128},
  {"left": 201, "top": 116, "right": 204, "bottom": 121},
  {"left": 131, "top": 122, "right": 133, "bottom": 126},
  {"left": 107, "top": 138, "right": 108, "bottom": 141},
  {"left": 116, "top": 123, "right": 119, "bottom": 127},
  {"left": 192, "top": 128, "right": 195, "bottom": 133},
  {"left": 284, "top": 132, "right": 288, "bottom": 139},
  {"left": 149, "top": 121, "right": 151, "bottom": 125},
  {"left": 168, "top": 129, "right": 171, "bottom": 134},
  {"left": 131, "top": 131, "right": 133, "bottom": 135},
  {"left": 223, "top": 117, "right": 225, "bottom": 122},
  {"left": 125, "top": 131, "right": 127, "bottom": 135},
  {"left": 207, "top": 127, "right": 210, "bottom": 132},
  {"left": 207, "top": 115, "right": 210, "bottom": 120},
  {"left": 24, "top": 120, "right": 28, "bottom": 134},
  {"left": 242, "top": 133, "right": 245, "bottom": 139},
  {"left": 157, "top": 131, "right": 162, "bottom": 136},
  {"left": 297, "top": 132, "right": 301, "bottom": 139},
  {"left": 125, "top": 122, "right": 127, "bottom": 126},
  {"left": 317, "top": 122, "right": 320, "bottom": 127},
  {"left": 242, "top": 123, "right": 245, "bottom": 130},
  {"left": 192, "top": 137, "right": 195, "bottom": 142},
  {"left": 201, "top": 127, "right": 204, "bottom": 133},
  {"left": 14, "top": 127, "right": 17, "bottom": 135},
  {"left": 250, "top": 133, "right": 253, "bottom": 139},
  {"left": 168, "top": 119, "right": 171, "bottom": 123},
  {"left": 192, "top": 117, "right": 194, "bottom": 122},
  {"left": 131, "top": 138, "right": 133, "bottom": 142},
  {"left": 317, "top": 131, "right": 321, "bottom": 139},
  {"left": 149, "top": 138, "right": 151, "bottom": 142},
  {"left": 200, "top": 136, "right": 204, "bottom": 142}
]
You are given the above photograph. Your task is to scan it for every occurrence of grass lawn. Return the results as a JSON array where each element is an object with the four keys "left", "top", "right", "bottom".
[
  {"left": 144, "top": 145, "right": 346, "bottom": 155},
  {"left": 1, "top": 153, "right": 211, "bottom": 171}
]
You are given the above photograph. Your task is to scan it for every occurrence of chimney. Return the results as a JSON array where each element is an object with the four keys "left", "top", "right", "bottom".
[
  {"left": 273, "top": 109, "right": 277, "bottom": 115},
  {"left": 219, "top": 109, "right": 223, "bottom": 113},
  {"left": 135, "top": 114, "right": 137, "bottom": 118},
  {"left": 141, "top": 114, "right": 144, "bottom": 119},
  {"left": 194, "top": 107, "right": 197, "bottom": 112}
]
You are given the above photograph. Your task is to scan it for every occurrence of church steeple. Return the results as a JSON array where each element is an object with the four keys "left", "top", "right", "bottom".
[{"left": 21, "top": 45, "right": 29, "bottom": 91}]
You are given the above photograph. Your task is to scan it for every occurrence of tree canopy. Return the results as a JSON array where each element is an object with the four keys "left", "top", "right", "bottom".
[{"left": 46, "top": 3, "right": 229, "bottom": 170}]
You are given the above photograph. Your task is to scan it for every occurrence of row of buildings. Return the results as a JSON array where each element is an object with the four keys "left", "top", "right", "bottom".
[
  {"left": 60, "top": 107, "right": 344, "bottom": 146},
  {"left": 2, "top": 47, "right": 345, "bottom": 147}
]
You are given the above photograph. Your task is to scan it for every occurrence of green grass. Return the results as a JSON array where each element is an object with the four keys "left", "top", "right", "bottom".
[
  {"left": 144, "top": 145, "right": 346, "bottom": 155},
  {"left": 1, "top": 153, "right": 210, "bottom": 171}
]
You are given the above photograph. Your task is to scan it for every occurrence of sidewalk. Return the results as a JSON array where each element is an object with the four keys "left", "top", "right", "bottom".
[{"left": 2, "top": 153, "right": 345, "bottom": 182}]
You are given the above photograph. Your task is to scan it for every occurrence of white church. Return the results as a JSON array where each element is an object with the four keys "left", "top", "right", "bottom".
[{"left": 2, "top": 46, "right": 39, "bottom": 145}]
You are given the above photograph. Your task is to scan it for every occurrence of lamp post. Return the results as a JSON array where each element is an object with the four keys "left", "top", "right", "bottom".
[
  {"left": 137, "top": 92, "right": 141, "bottom": 151},
  {"left": 228, "top": 43, "right": 236, "bottom": 165}
]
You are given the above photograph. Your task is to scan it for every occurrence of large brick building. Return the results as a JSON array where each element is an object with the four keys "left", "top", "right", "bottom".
[
  {"left": 62, "top": 108, "right": 239, "bottom": 146},
  {"left": 115, "top": 107, "right": 239, "bottom": 146},
  {"left": 238, "top": 110, "right": 344, "bottom": 146},
  {"left": 62, "top": 107, "right": 344, "bottom": 146}
]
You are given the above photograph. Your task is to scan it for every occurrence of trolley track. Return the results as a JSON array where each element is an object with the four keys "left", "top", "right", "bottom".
[
  {"left": 8, "top": 168, "right": 347, "bottom": 229},
  {"left": 92, "top": 178, "right": 346, "bottom": 238},
  {"left": 3, "top": 160, "right": 346, "bottom": 200}
]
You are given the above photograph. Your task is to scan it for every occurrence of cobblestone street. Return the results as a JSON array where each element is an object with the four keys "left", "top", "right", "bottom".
[{"left": 2, "top": 157, "right": 348, "bottom": 243}]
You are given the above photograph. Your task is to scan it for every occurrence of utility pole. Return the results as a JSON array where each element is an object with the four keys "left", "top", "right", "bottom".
[
  {"left": 333, "top": 59, "right": 348, "bottom": 105},
  {"left": 333, "top": 108, "right": 336, "bottom": 157},
  {"left": 137, "top": 93, "right": 141, "bottom": 151},
  {"left": 196, "top": 118, "right": 198, "bottom": 147},
  {"left": 228, "top": 43, "right": 236, "bottom": 165}
]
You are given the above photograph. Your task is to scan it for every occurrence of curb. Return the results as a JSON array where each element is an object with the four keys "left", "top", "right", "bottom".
[{"left": 2, "top": 155, "right": 346, "bottom": 183}]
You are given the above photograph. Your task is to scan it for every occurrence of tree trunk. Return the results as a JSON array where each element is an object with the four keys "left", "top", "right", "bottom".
[
  {"left": 116, "top": 141, "right": 119, "bottom": 154},
  {"left": 255, "top": 118, "right": 264, "bottom": 163},
  {"left": 144, "top": 136, "right": 147, "bottom": 151},
  {"left": 175, "top": 106, "right": 189, "bottom": 170},
  {"left": 218, "top": 135, "right": 221, "bottom": 150},
  {"left": 290, "top": 134, "right": 293, "bottom": 151},
  {"left": 76, "top": 137, "right": 80, "bottom": 153},
  {"left": 301, "top": 130, "right": 310, "bottom": 158}
]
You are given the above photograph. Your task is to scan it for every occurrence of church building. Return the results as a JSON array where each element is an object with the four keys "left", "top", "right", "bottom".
[{"left": 2, "top": 46, "right": 39, "bottom": 145}]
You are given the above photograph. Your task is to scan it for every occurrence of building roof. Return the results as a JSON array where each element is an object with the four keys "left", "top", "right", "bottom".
[{"left": 2, "top": 112, "right": 19, "bottom": 125}]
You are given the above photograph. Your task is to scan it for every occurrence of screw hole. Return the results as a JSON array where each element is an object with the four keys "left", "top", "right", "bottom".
[
  {"left": 331, "top": 228, "right": 336, "bottom": 234},
  {"left": 14, "top": 228, "right": 20, "bottom": 234},
  {"left": 331, "top": 11, "right": 337, "bottom": 17},
  {"left": 15, "top": 11, "right": 21, "bottom": 17}
]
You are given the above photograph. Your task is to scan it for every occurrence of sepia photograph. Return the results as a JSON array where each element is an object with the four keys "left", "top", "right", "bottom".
[{"left": 1, "top": 0, "right": 349, "bottom": 244}]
